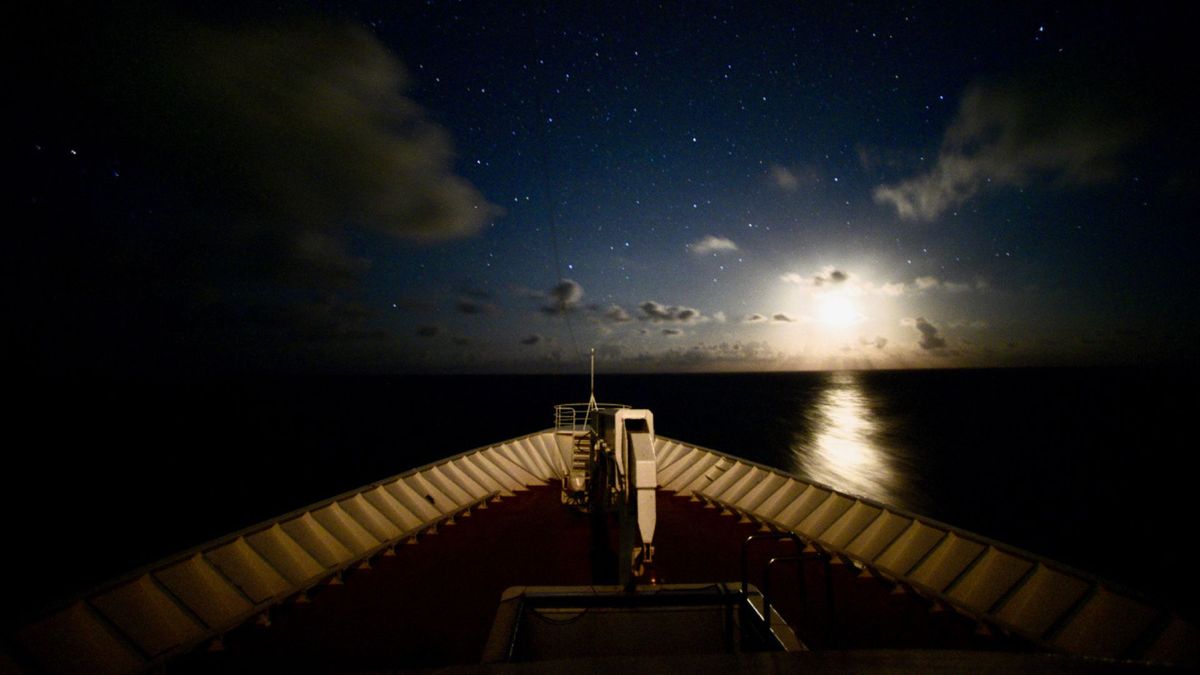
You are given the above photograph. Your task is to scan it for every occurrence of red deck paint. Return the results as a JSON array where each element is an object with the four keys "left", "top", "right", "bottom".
[{"left": 171, "top": 485, "right": 1026, "bottom": 672}]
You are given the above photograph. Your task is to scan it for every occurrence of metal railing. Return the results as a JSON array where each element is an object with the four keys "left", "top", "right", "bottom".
[{"left": 553, "top": 402, "right": 630, "bottom": 433}]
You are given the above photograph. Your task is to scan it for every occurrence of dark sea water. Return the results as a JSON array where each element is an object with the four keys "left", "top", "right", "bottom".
[{"left": 6, "top": 367, "right": 1196, "bottom": 628}]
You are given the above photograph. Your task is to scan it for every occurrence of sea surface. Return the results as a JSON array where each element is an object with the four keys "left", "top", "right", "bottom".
[{"left": 6, "top": 366, "right": 1196, "bottom": 627}]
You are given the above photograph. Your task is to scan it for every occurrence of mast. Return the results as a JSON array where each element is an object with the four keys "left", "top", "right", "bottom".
[{"left": 587, "top": 347, "right": 598, "bottom": 414}]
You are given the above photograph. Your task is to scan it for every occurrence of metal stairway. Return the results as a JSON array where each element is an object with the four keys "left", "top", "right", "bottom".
[
  {"left": 561, "top": 432, "right": 593, "bottom": 509},
  {"left": 571, "top": 434, "right": 592, "bottom": 472}
]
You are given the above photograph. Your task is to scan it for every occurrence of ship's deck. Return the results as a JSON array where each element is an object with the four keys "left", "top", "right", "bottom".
[
  {"left": 167, "top": 484, "right": 1031, "bottom": 672},
  {"left": 9, "top": 424, "right": 1197, "bottom": 674}
]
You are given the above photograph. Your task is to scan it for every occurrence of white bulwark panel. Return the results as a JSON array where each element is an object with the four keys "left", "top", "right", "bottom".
[
  {"left": 653, "top": 434, "right": 1198, "bottom": 666},
  {"left": 7, "top": 430, "right": 546, "bottom": 675}
]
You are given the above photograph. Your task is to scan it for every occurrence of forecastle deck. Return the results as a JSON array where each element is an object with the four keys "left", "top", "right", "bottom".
[{"left": 3, "top": 432, "right": 1196, "bottom": 672}]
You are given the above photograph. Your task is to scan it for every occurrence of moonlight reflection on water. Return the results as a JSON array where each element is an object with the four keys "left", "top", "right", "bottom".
[{"left": 790, "top": 371, "right": 916, "bottom": 512}]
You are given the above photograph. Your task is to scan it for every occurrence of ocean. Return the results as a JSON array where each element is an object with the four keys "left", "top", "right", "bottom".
[{"left": 6, "top": 366, "right": 1196, "bottom": 627}]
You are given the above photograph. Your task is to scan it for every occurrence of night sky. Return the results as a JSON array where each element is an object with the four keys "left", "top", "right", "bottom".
[{"left": 15, "top": 2, "right": 1198, "bottom": 375}]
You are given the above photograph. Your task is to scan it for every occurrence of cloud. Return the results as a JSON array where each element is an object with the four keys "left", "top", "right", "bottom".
[
  {"left": 874, "top": 66, "right": 1145, "bottom": 221},
  {"left": 456, "top": 298, "right": 497, "bottom": 314},
  {"left": 880, "top": 276, "right": 979, "bottom": 296},
  {"left": 858, "top": 336, "right": 888, "bottom": 350},
  {"left": 282, "top": 231, "right": 372, "bottom": 288},
  {"left": 511, "top": 285, "right": 546, "bottom": 300},
  {"left": 639, "top": 301, "right": 708, "bottom": 323},
  {"left": 712, "top": 311, "right": 727, "bottom": 323},
  {"left": 519, "top": 335, "right": 542, "bottom": 345},
  {"left": 416, "top": 325, "right": 440, "bottom": 337},
  {"left": 596, "top": 344, "right": 623, "bottom": 359},
  {"left": 623, "top": 340, "right": 787, "bottom": 371},
  {"left": 767, "top": 164, "right": 820, "bottom": 191},
  {"left": 515, "top": 280, "right": 580, "bottom": 312},
  {"left": 856, "top": 143, "right": 908, "bottom": 174},
  {"left": 781, "top": 267, "right": 849, "bottom": 287},
  {"left": 21, "top": 7, "right": 505, "bottom": 373},
  {"left": 601, "top": 304, "right": 633, "bottom": 323},
  {"left": 542, "top": 279, "right": 584, "bottom": 314},
  {"left": 183, "top": 17, "right": 501, "bottom": 241},
  {"left": 689, "top": 235, "right": 739, "bottom": 255},
  {"left": 915, "top": 318, "right": 947, "bottom": 350},
  {"left": 745, "top": 311, "right": 808, "bottom": 325},
  {"left": 59, "top": 9, "right": 502, "bottom": 260},
  {"left": 769, "top": 165, "right": 799, "bottom": 191}
]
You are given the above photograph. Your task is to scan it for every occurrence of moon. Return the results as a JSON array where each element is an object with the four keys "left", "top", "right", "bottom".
[{"left": 817, "top": 293, "right": 862, "bottom": 328}]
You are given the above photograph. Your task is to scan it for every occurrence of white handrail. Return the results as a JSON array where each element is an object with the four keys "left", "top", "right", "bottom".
[{"left": 553, "top": 402, "right": 630, "bottom": 432}]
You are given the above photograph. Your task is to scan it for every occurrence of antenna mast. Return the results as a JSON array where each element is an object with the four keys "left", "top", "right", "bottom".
[{"left": 587, "top": 347, "right": 598, "bottom": 413}]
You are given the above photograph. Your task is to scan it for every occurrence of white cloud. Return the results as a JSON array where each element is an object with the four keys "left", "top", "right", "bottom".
[
  {"left": 689, "top": 235, "right": 739, "bottom": 256},
  {"left": 769, "top": 165, "right": 799, "bottom": 191},
  {"left": 767, "top": 164, "right": 822, "bottom": 192},
  {"left": 127, "top": 15, "right": 501, "bottom": 243},
  {"left": 878, "top": 276, "right": 981, "bottom": 296},
  {"left": 625, "top": 340, "right": 787, "bottom": 371},
  {"left": 874, "top": 72, "right": 1143, "bottom": 221},
  {"left": 602, "top": 304, "right": 632, "bottom": 322}
]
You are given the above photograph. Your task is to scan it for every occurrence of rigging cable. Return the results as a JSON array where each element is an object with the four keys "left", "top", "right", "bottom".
[{"left": 527, "top": 10, "right": 582, "bottom": 366}]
